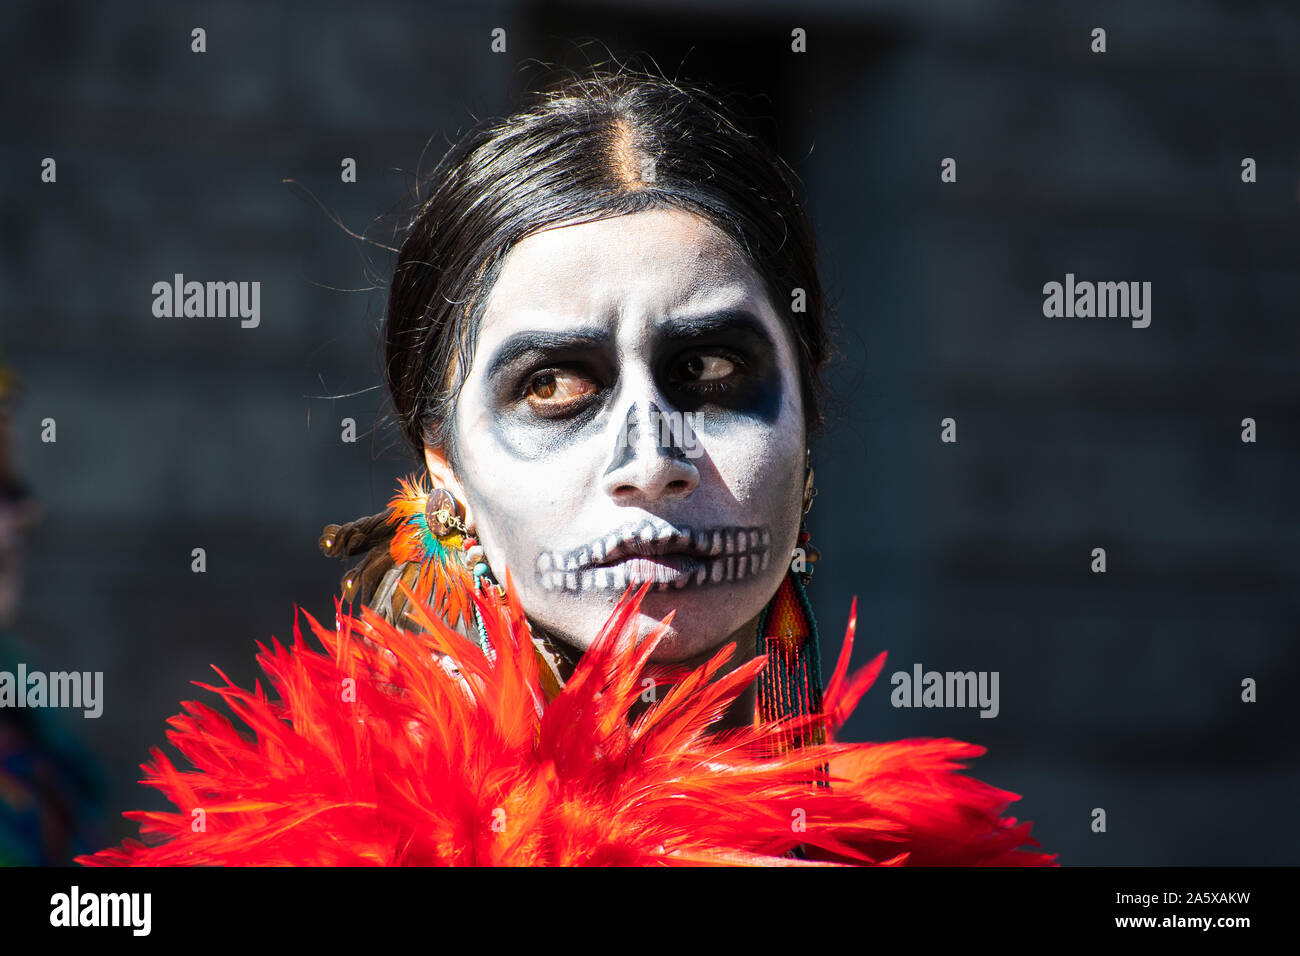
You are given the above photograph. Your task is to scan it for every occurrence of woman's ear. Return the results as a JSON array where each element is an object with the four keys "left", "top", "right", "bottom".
[{"left": 422, "top": 443, "right": 476, "bottom": 532}]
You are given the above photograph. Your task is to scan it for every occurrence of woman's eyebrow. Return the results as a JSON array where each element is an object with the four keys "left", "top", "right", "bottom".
[
  {"left": 484, "top": 327, "right": 612, "bottom": 380},
  {"left": 654, "top": 308, "right": 775, "bottom": 348}
]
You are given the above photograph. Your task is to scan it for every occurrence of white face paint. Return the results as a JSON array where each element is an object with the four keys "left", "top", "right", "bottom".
[{"left": 442, "top": 207, "right": 806, "bottom": 662}]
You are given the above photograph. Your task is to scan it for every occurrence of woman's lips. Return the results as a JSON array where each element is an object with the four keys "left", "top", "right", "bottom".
[
  {"left": 534, "top": 522, "right": 774, "bottom": 593},
  {"left": 598, "top": 553, "right": 704, "bottom": 585}
]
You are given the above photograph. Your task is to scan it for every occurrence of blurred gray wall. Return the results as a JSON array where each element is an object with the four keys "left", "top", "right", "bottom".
[{"left": 1, "top": 0, "right": 1297, "bottom": 864}]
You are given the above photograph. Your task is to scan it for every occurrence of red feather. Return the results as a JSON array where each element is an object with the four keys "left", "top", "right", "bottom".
[{"left": 79, "top": 575, "right": 1055, "bottom": 866}]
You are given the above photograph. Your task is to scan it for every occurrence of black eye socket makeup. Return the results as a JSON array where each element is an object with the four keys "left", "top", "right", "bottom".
[
  {"left": 654, "top": 310, "right": 780, "bottom": 419},
  {"left": 479, "top": 306, "right": 785, "bottom": 441},
  {"left": 521, "top": 365, "right": 605, "bottom": 418},
  {"left": 483, "top": 328, "right": 614, "bottom": 417},
  {"left": 665, "top": 347, "right": 747, "bottom": 394},
  {"left": 486, "top": 328, "right": 612, "bottom": 386}
]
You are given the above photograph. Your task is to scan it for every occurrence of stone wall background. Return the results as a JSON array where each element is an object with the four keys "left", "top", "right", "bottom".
[{"left": 2, "top": 0, "right": 1296, "bottom": 863}]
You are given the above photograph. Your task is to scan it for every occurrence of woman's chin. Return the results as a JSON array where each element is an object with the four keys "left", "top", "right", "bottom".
[
  {"left": 532, "top": 580, "right": 772, "bottom": 665},
  {"left": 633, "top": 616, "right": 750, "bottom": 664}
]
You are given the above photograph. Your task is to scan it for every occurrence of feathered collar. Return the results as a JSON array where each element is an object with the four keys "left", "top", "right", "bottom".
[{"left": 79, "top": 509, "right": 1056, "bottom": 866}]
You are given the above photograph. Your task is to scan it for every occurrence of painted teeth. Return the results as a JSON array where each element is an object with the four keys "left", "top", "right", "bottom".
[{"left": 538, "top": 526, "right": 774, "bottom": 591}]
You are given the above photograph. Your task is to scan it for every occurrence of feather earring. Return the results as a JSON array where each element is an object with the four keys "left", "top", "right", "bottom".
[{"left": 387, "top": 475, "right": 500, "bottom": 660}]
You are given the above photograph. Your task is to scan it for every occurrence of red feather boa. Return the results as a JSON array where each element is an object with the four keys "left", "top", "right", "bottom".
[{"left": 80, "top": 574, "right": 1055, "bottom": 866}]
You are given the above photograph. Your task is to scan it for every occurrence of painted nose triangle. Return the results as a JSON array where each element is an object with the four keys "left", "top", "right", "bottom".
[{"left": 605, "top": 400, "right": 690, "bottom": 479}]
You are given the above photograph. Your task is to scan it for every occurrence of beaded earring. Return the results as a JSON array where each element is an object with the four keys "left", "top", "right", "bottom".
[{"left": 753, "top": 450, "right": 825, "bottom": 748}]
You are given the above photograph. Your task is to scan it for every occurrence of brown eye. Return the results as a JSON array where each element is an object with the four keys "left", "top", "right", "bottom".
[
  {"left": 525, "top": 369, "right": 598, "bottom": 412},
  {"left": 530, "top": 373, "right": 557, "bottom": 399},
  {"left": 674, "top": 353, "right": 736, "bottom": 384}
]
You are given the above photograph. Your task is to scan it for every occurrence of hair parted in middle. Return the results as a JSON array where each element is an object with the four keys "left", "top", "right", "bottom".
[{"left": 384, "top": 64, "right": 830, "bottom": 469}]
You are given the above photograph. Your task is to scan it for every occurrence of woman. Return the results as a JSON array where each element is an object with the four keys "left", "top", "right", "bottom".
[{"left": 82, "top": 68, "right": 1053, "bottom": 866}]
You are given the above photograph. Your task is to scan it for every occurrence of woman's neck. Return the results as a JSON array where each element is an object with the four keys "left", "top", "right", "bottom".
[{"left": 535, "top": 613, "right": 761, "bottom": 731}]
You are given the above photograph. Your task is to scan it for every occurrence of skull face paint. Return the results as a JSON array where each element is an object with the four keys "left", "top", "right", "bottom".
[{"left": 441, "top": 207, "right": 806, "bottom": 663}]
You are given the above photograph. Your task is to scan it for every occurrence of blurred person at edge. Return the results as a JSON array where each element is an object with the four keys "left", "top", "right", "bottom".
[{"left": 0, "top": 353, "right": 104, "bottom": 865}]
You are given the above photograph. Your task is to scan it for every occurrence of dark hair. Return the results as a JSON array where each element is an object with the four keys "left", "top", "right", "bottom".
[{"left": 385, "top": 66, "right": 828, "bottom": 465}]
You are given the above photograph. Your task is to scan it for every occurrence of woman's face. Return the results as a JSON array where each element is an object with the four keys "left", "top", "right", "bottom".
[{"left": 437, "top": 207, "right": 806, "bottom": 662}]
